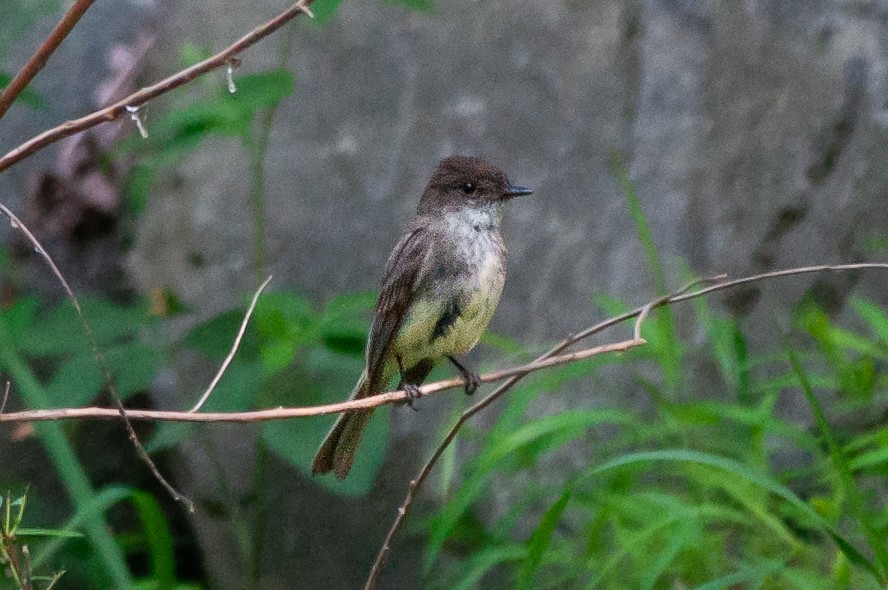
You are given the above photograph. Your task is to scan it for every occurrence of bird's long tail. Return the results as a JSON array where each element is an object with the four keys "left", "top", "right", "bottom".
[{"left": 312, "top": 373, "right": 373, "bottom": 479}]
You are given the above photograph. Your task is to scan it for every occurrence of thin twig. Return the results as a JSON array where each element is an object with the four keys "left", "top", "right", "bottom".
[
  {"left": 0, "top": 339, "right": 645, "bottom": 424},
  {"left": 0, "top": 0, "right": 316, "bottom": 174},
  {"left": 360, "top": 263, "right": 885, "bottom": 589},
  {"left": 0, "top": 203, "right": 194, "bottom": 512},
  {"left": 0, "top": 0, "right": 95, "bottom": 121},
  {"left": 189, "top": 275, "right": 273, "bottom": 412},
  {"left": 0, "top": 381, "right": 10, "bottom": 414}
]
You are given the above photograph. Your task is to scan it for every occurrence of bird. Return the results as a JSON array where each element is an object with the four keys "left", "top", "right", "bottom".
[{"left": 311, "top": 155, "right": 532, "bottom": 479}]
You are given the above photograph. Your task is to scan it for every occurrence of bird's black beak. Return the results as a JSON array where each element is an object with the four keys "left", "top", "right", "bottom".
[{"left": 504, "top": 185, "right": 533, "bottom": 199}]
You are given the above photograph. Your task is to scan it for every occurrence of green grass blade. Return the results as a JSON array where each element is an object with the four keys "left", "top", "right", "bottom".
[
  {"left": 693, "top": 561, "right": 784, "bottom": 590},
  {"left": 131, "top": 490, "right": 177, "bottom": 589},
  {"left": 517, "top": 490, "right": 571, "bottom": 590},
  {"left": 0, "top": 321, "right": 133, "bottom": 588},
  {"left": 581, "top": 448, "right": 883, "bottom": 583},
  {"left": 786, "top": 345, "right": 888, "bottom": 581},
  {"left": 611, "top": 153, "right": 681, "bottom": 391},
  {"left": 445, "top": 545, "right": 526, "bottom": 590},
  {"left": 16, "top": 528, "right": 83, "bottom": 539},
  {"left": 852, "top": 298, "right": 888, "bottom": 346}
]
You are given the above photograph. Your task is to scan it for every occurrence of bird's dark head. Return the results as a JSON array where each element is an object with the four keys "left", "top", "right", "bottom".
[{"left": 417, "top": 156, "right": 532, "bottom": 216}]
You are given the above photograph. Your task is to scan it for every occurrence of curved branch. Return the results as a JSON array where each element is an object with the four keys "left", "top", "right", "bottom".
[
  {"left": 0, "top": 0, "right": 315, "bottom": 174},
  {"left": 0, "top": 0, "right": 95, "bottom": 121}
]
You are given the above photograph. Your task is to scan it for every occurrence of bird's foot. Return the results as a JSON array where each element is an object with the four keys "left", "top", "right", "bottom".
[
  {"left": 462, "top": 369, "right": 481, "bottom": 396},
  {"left": 448, "top": 355, "right": 481, "bottom": 396},
  {"left": 403, "top": 383, "right": 423, "bottom": 411}
]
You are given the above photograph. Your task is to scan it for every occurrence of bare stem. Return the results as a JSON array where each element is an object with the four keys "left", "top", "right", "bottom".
[{"left": 0, "top": 0, "right": 95, "bottom": 121}]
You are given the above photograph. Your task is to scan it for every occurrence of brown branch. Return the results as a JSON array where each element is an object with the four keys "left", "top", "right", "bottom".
[
  {"left": 0, "top": 0, "right": 316, "bottom": 174},
  {"left": 360, "top": 262, "right": 888, "bottom": 589},
  {"left": 0, "top": 0, "right": 95, "bottom": 121},
  {"left": 0, "top": 202, "right": 194, "bottom": 512},
  {"left": 0, "top": 339, "right": 645, "bottom": 424}
]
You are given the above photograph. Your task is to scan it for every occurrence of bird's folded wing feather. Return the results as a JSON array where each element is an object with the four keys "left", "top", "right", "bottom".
[{"left": 362, "top": 225, "right": 432, "bottom": 395}]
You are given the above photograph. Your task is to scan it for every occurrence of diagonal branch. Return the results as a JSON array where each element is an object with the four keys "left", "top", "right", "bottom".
[
  {"left": 0, "top": 0, "right": 316, "bottom": 174},
  {"left": 0, "top": 0, "right": 95, "bottom": 121},
  {"left": 0, "top": 202, "right": 194, "bottom": 511},
  {"left": 360, "top": 262, "right": 888, "bottom": 589}
]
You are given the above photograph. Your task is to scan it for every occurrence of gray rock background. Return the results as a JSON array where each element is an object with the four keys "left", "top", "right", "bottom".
[{"left": 3, "top": 0, "right": 888, "bottom": 588}]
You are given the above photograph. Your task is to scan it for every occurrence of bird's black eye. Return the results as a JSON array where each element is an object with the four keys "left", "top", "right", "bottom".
[{"left": 462, "top": 182, "right": 476, "bottom": 194}]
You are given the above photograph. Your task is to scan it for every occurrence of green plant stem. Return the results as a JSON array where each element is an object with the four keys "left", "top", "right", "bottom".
[
  {"left": 248, "top": 140, "right": 268, "bottom": 282},
  {"left": 246, "top": 24, "right": 296, "bottom": 283},
  {"left": 0, "top": 321, "right": 132, "bottom": 588},
  {"left": 246, "top": 30, "right": 296, "bottom": 587}
]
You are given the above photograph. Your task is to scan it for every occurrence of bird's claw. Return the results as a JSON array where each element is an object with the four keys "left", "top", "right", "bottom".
[
  {"left": 463, "top": 370, "right": 480, "bottom": 396},
  {"left": 403, "top": 383, "right": 423, "bottom": 411}
]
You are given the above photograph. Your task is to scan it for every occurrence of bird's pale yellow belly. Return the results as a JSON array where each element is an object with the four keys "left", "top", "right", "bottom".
[{"left": 391, "top": 251, "right": 504, "bottom": 371}]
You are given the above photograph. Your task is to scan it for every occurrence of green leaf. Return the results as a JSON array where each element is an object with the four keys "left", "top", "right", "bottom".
[
  {"left": 0, "top": 0, "right": 60, "bottom": 56},
  {"left": 146, "top": 421, "right": 193, "bottom": 454},
  {"left": 197, "top": 359, "right": 263, "bottom": 412},
  {"left": 130, "top": 490, "right": 176, "bottom": 589},
  {"left": 32, "top": 485, "right": 133, "bottom": 570},
  {"left": 226, "top": 70, "right": 295, "bottom": 110},
  {"left": 446, "top": 545, "right": 526, "bottom": 590},
  {"left": 611, "top": 152, "right": 681, "bottom": 391},
  {"left": 318, "top": 292, "right": 374, "bottom": 356},
  {"left": 850, "top": 446, "right": 888, "bottom": 472},
  {"left": 255, "top": 291, "right": 319, "bottom": 373},
  {"left": 852, "top": 298, "right": 888, "bottom": 347},
  {"left": 123, "top": 162, "right": 158, "bottom": 213},
  {"left": 105, "top": 342, "right": 163, "bottom": 399},
  {"left": 16, "top": 528, "right": 83, "bottom": 539},
  {"left": 45, "top": 353, "right": 102, "bottom": 406},
  {"left": 382, "top": 0, "right": 433, "bottom": 10},
  {"left": 184, "top": 310, "right": 261, "bottom": 361},
  {"left": 308, "top": 0, "right": 344, "bottom": 25},
  {"left": 693, "top": 561, "right": 785, "bottom": 590},
  {"left": 516, "top": 490, "right": 571, "bottom": 590}
]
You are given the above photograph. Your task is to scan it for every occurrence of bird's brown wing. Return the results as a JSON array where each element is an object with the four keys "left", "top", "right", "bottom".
[{"left": 362, "top": 225, "right": 432, "bottom": 395}]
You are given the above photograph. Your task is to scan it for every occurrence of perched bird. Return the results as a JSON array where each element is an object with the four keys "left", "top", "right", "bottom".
[{"left": 312, "top": 156, "right": 532, "bottom": 479}]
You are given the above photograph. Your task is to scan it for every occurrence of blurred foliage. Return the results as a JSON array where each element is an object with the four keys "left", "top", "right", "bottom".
[
  {"left": 157, "top": 289, "right": 382, "bottom": 497},
  {"left": 422, "top": 291, "right": 888, "bottom": 588},
  {"left": 3, "top": 296, "right": 164, "bottom": 407}
]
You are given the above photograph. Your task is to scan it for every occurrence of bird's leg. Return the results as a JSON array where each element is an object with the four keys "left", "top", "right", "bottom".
[
  {"left": 447, "top": 355, "right": 481, "bottom": 395},
  {"left": 397, "top": 355, "right": 423, "bottom": 411}
]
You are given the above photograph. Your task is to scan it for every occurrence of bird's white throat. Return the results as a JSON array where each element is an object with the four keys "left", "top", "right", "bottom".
[{"left": 444, "top": 203, "right": 503, "bottom": 235}]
